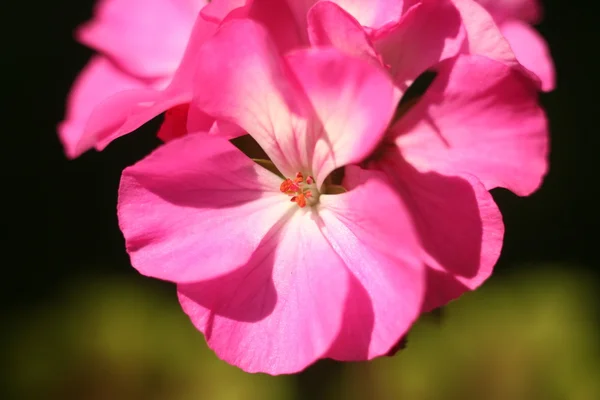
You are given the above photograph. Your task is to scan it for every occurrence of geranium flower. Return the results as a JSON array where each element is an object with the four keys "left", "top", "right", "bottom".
[
  {"left": 59, "top": 0, "right": 208, "bottom": 158},
  {"left": 118, "top": 20, "right": 425, "bottom": 374}
]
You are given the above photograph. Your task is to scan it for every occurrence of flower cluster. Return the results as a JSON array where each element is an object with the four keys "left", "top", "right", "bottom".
[{"left": 60, "top": 0, "right": 552, "bottom": 374}]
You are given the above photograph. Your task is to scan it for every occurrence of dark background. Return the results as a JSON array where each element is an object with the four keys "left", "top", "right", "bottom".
[{"left": 3, "top": 0, "right": 600, "bottom": 398}]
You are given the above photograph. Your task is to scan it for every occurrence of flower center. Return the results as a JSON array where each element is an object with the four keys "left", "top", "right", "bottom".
[{"left": 280, "top": 172, "right": 319, "bottom": 208}]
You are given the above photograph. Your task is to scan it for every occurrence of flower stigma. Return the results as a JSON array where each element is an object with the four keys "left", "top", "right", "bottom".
[{"left": 280, "top": 172, "right": 320, "bottom": 208}]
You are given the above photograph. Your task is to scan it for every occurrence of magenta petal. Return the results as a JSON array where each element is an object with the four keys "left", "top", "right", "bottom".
[
  {"left": 394, "top": 55, "right": 548, "bottom": 196},
  {"left": 307, "top": 2, "right": 380, "bottom": 65},
  {"left": 178, "top": 212, "right": 350, "bottom": 374},
  {"left": 375, "top": 155, "right": 503, "bottom": 311},
  {"left": 320, "top": 166, "right": 424, "bottom": 360},
  {"left": 77, "top": 0, "right": 206, "bottom": 79},
  {"left": 157, "top": 104, "right": 191, "bottom": 142},
  {"left": 58, "top": 56, "right": 147, "bottom": 158},
  {"left": 500, "top": 20, "right": 555, "bottom": 92},
  {"left": 372, "top": 0, "right": 463, "bottom": 89},
  {"left": 118, "top": 133, "right": 293, "bottom": 283}
]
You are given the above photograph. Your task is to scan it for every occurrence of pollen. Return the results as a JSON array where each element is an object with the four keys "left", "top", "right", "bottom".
[{"left": 280, "top": 173, "right": 318, "bottom": 208}]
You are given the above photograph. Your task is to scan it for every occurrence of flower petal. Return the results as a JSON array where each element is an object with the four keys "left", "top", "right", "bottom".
[
  {"left": 77, "top": 11, "right": 219, "bottom": 154},
  {"left": 450, "top": 0, "right": 520, "bottom": 67},
  {"left": 372, "top": 0, "right": 464, "bottom": 89},
  {"left": 191, "top": 19, "right": 397, "bottom": 185},
  {"left": 178, "top": 210, "right": 349, "bottom": 374},
  {"left": 284, "top": 48, "right": 398, "bottom": 186},
  {"left": 500, "top": 20, "right": 555, "bottom": 92},
  {"left": 394, "top": 55, "right": 548, "bottom": 196},
  {"left": 329, "top": 0, "right": 405, "bottom": 28},
  {"left": 189, "top": 19, "right": 307, "bottom": 178},
  {"left": 57, "top": 56, "right": 148, "bottom": 158},
  {"left": 118, "top": 133, "right": 293, "bottom": 283},
  {"left": 373, "top": 154, "right": 504, "bottom": 312},
  {"left": 319, "top": 166, "right": 424, "bottom": 360},
  {"left": 307, "top": 1, "right": 379, "bottom": 65},
  {"left": 77, "top": 0, "right": 206, "bottom": 78},
  {"left": 476, "top": 0, "right": 542, "bottom": 24}
]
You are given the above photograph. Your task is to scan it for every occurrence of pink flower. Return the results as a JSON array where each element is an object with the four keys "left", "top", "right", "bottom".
[
  {"left": 118, "top": 20, "right": 425, "bottom": 374},
  {"left": 116, "top": 1, "right": 549, "bottom": 373},
  {"left": 475, "top": 0, "right": 555, "bottom": 91},
  {"left": 59, "top": 0, "right": 208, "bottom": 158}
]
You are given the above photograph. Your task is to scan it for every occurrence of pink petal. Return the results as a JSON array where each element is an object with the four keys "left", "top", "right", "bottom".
[
  {"left": 307, "top": 1, "right": 380, "bottom": 65},
  {"left": 77, "top": 11, "right": 219, "bottom": 154},
  {"left": 178, "top": 211, "right": 350, "bottom": 374},
  {"left": 394, "top": 55, "right": 548, "bottom": 196},
  {"left": 200, "top": 0, "right": 248, "bottom": 21},
  {"left": 373, "top": 154, "right": 503, "bottom": 312},
  {"left": 203, "top": 0, "right": 305, "bottom": 52},
  {"left": 189, "top": 19, "right": 306, "bottom": 178},
  {"left": 500, "top": 20, "right": 555, "bottom": 92},
  {"left": 284, "top": 48, "right": 397, "bottom": 186},
  {"left": 450, "top": 0, "right": 520, "bottom": 67},
  {"left": 77, "top": 0, "right": 206, "bottom": 79},
  {"left": 117, "top": 133, "right": 293, "bottom": 283},
  {"left": 319, "top": 166, "right": 424, "bottom": 360},
  {"left": 57, "top": 56, "right": 148, "bottom": 158},
  {"left": 476, "top": 0, "right": 542, "bottom": 24},
  {"left": 191, "top": 19, "right": 397, "bottom": 185},
  {"left": 248, "top": 0, "right": 306, "bottom": 53},
  {"left": 328, "top": 0, "right": 405, "bottom": 28},
  {"left": 372, "top": 0, "right": 464, "bottom": 89}
]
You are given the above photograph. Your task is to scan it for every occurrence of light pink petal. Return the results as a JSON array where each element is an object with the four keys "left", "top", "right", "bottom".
[
  {"left": 319, "top": 166, "right": 424, "bottom": 360},
  {"left": 77, "top": 0, "right": 207, "bottom": 78},
  {"left": 118, "top": 133, "right": 293, "bottom": 283},
  {"left": 500, "top": 20, "right": 555, "bottom": 92},
  {"left": 394, "top": 55, "right": 548, "bottom": 196},
  {"left": 58, "top": 56, "right": 148, "bottom": 158},
  {"left": 77, "top": 12, "right": 219, "bottom": 154},
  {"left": 191, "top": 19, "right": 397, "bottom": 185},
  {"left": 284, "top": 48, "right": 397, "bottom": 186},
  {"left": 450, "top": 0, "right": 520, "bottom": 67},
  {"left": 203, "top": 0, "right": 305, "bottom": 52},
  {"left": 328, "top": 0, "right": 405, "bottom": 28},
  {"left": 307, "top": 1, "right": 379, "bottom": 65},
  {"left": 189, "top": 19, "right": 307, "bottom": 178},
  {"left": 373, "top": 154, "right": 503, "bottom": 312},
  {"left": 178, "top": 211, "right": 350, "bottom": 374},
  {"left": 476, "top": 0, "right": 542, "bottom": 24},
  {"left": 372, "top": 0, "right": 464, "bottom": 89}
]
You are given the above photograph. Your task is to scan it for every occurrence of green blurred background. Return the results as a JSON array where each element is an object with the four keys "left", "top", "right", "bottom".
[
  {"left": 2, "top": 267, "right": 598, "bottom": 399},
  {"left": 4, "top": 0, "right": 599, "bottom": 398}
]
